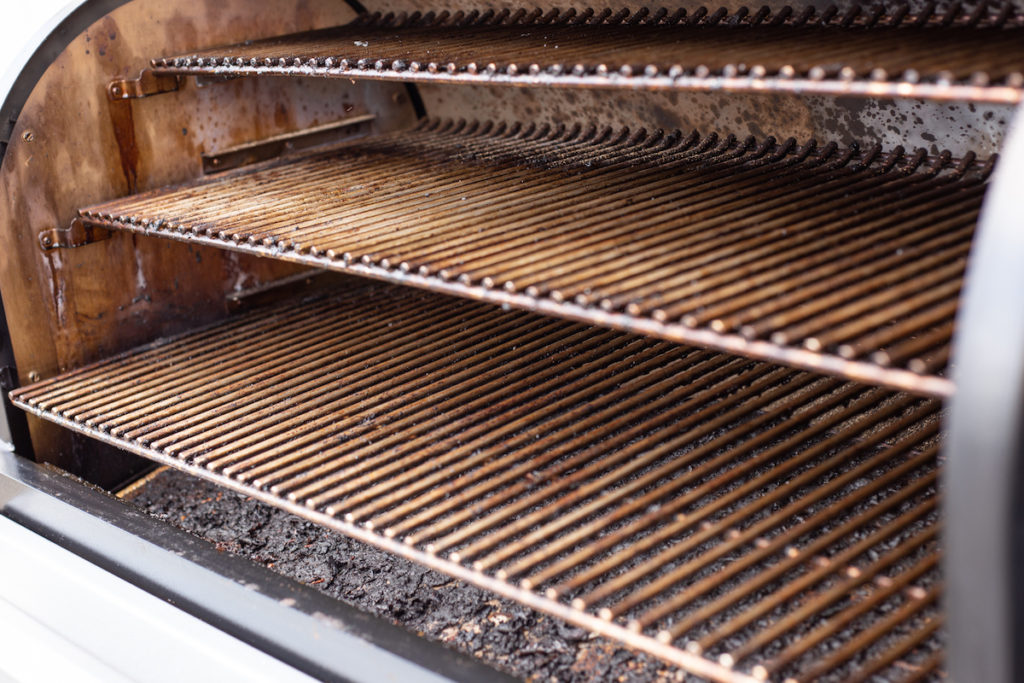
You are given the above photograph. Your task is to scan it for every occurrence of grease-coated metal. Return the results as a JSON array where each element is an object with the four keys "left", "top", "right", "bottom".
[
  {"left": 79, "top": 119, "right": 989, "bottom": 397},
  {"left": 10, "top": 282, "right": 944, "bottom": 683},
  {"left": 151, "top": 5, "right": 1024, "bottom": 104}
]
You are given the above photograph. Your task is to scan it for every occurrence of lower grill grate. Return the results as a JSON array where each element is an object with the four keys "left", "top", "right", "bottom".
[
  {"left": 79, "top": 119, "right": 988, "bottom": 397},
  {"left": 11, "top": 282, "right": 943, "bottom": 682}
]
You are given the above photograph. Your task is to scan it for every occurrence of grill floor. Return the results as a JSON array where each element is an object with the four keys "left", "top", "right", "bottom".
[
  {"left": 150, "top": 6, "right": 1024, "bottom": 103},
  {"left": 80, "top": 119, "right": 986, "bottom": 397},
  {"left": 124, "top": 467, "right": 691, "bottom": 682},
  {"left": 12, "top": 282, "right": 943, "bottom": 682}
]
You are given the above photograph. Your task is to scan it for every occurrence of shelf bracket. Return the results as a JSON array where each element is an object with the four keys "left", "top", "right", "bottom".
[
  {"left": 107, "top": 70, "right": 182, "bottom": 100},
  {"left": 202, "top": 114, "right": 376, "bottom": 173},
  {"left": 40, "top": 218, "right": 111, "bottom": 251}
]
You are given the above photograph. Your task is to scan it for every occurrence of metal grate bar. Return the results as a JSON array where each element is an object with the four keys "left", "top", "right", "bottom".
[
  {"left": 150, "top": 5, "right": 1024, "bottom": 103},
  {"left": 81, "top": 120, "right": 989, "bottom": 396},
  {"left": 10, "top": 282, "right": 943, "bottom": 682}
]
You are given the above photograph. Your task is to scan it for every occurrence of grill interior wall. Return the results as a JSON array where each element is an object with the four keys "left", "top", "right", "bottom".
[{"left": 0, "top": 0, "right": 417, "bottom": 476}]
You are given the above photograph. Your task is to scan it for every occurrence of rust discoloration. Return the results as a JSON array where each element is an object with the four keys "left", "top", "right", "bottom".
[
  {"left": 152, "top": 7, "right": 1024, "bottom": 106},
  {"left": 418, "top": 84, "right": 1012, "bottom": 158},
  {"left": 0, "top": 0, "right": 389, "bottom": 466},
  {"left": 107, "top": 98, "right": 140, "bottom": 193},
  {"left": 79, "top": 119, "right": 983, "bottom": 396}
]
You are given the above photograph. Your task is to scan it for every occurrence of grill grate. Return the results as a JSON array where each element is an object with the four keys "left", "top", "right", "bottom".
[
  {"left": 150, "top": 5, "right": 1024, "bottom": 103},
  {"left": 11, "top": 282, "right": 944, "bottom": 682},
  {"left": 80, "top": 119, "right": 989, "bottom": 396}
]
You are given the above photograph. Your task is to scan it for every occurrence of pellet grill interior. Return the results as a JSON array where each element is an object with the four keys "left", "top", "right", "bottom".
[{"left": 0, "top": 0, "right": 1021, "bottom": 681}]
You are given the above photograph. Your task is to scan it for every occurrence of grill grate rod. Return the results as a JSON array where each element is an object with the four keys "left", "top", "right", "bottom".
[
  {"left": 150, "top": 4, "right": 1024, "bottom": 103},
  {"left": 11, "top": 282, "right": 943, "bottom": 682},
  {"left": 81, "top": 119, "right": 988, "bottom": 397},
  {"left": 536, "top": 395, "right": 935, "bottom": 598}
]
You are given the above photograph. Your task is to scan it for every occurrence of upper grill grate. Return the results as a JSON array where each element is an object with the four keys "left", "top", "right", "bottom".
[{"left": 150, "top": 4, "right": 1024, "bottom": 103}]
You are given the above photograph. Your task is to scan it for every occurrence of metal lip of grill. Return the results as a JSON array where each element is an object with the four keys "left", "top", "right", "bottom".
[{"left": 10, "top": 282, "right": 943, "bottom": 683}]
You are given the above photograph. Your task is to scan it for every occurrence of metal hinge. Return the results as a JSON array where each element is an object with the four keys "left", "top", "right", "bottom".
[
  {"left": 108, "top": 69, "right": 182, "bottom": 100},
  {"left": 39, "top": 218, "right": 111, "bottom": 251}
]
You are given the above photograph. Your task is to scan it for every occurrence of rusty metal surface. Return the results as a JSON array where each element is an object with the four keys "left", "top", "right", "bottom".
[
  {"left": 414, "top": 85, "right": 1017, "bottom": 160},
  {"left": 151, "top": 5, "right": 1024, "bottom": 104},
  {"left": 202, "top": 114, "right": 376, "bottom": 173},
  {"left": 80, "top": 119, "right": 988, "bottom": 397},
  {"left": 0, "top": 0, "right": 419, "bottom": 469},
  {"left": 108, "top": 70, "right": 183, "bottom": 100},
  {"left": 38, "top": 218, "right": 111, "bottom": 251},
  {"left": 10, "top": 281, "right": 944, "bottom": 682}
]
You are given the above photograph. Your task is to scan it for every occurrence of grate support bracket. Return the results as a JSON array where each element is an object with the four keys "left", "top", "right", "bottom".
[
  {"left": 107, "top": 69, "right": 182, "bottom": 100},
  {"left": 40, "top": 218, "right": 111, "bottom": 251}
]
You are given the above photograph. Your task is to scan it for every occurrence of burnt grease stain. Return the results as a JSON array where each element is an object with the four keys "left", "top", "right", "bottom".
[{"left": 107, "top": 98, "right": 140, "bottom": 194}]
